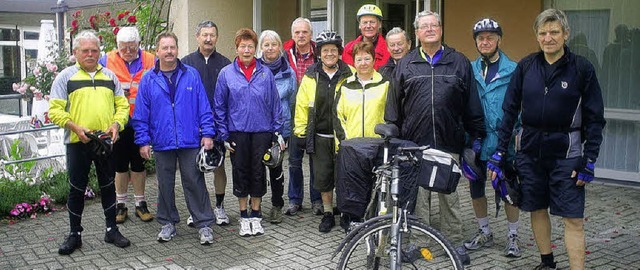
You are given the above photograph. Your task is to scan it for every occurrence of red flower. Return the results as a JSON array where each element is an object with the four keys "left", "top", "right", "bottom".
[
  {"left": 71, "top": 20, "right": 78, "bottom": 28},
  {"left": 113, "top": 27, "right": 120, "bottom": 35},
  {"left": 98, "top": 35, "right": 103, "bottom": 41},
  {"left": 117, "top": 13, "right": 125, "bottom": 20},
  {"left": 127, "top": 15, "right": 137, "bottom": 24},
  {"left": 104, "top": 11, "right": 110, "bottom": 17},
  {"left": 72, "top": 10, "right": 81, "bottom": 18},
  {"left": 90, "top": 21, "right": 97, "bottom": 30},
  {"left": 124, "top": 11, "right": 130, "bottom": 16},
  {"left": 109, "top": 18, "right": 117, "bottom": 27}
]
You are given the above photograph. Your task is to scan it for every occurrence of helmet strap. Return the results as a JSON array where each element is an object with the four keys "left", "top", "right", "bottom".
[
  {"left": 322, "top": 61, "right": 338, "bottom": 70},
  {"left": 479, "top": 45, "right": 499, "bottom": 64}
]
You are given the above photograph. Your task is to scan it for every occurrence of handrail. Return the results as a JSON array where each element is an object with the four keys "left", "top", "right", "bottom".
[
  {"left": 1, "top": 154, "right": 65, "bottom": 165},
  {"left": 0, "top": 125, "right": 60, "bottom": 136}
]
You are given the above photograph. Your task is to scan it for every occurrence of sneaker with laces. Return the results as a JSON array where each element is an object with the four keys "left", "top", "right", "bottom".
[
  {"left": 463, "top": 230, "right": 494, "bottom": 250},
  {"left": 269, "top": 206, "right": 283, "bottom": 224},
  {"left": 284, "top": 203, "right": 302, "bottom": 216},
  {"left": 250, "top": 217, "right": 264, "bottom": 235},
  {"left": 186, "top": 215, "right": 195, "bottom": 227},
  {"left": 504, "top": 234, "right": 521, "bottom": 257},
  {"left": 533, "top": 262, "right": 557, "bottom": 270},
  {"left": 199, "top": 227, "right": 214, "bottom": 245},
  {"left": 115, "top": 203, "right": 128, "bottom": 224},
  {"left": 135, "top": 201, "right": 154, "bottom": 222},
  {"left": 319, "top": 212, "right": 335, "bottom": 233},
  {"left": 58, "top": 233, "right": 82, "bottom": 255},
  {"left": 157, "top": 223, "right": 176, "bottom": 242},
  {"left": 311, "top": 201, "right": 324, "bottom": 216},
  {"left": 214, "top": 206, "right": 230, "bottom": 225},
  {"left": 104, "top": 227, "right": 130, "bottom": 248},
  {"left": 239, "top": 218, "right": 252, "bottom": 237}
]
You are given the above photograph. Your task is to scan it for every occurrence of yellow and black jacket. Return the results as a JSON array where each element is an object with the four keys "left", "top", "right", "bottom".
[
  {"left": 334, "top": 71, "right": 390, "bottom": 149},
  {"left": 49, "top": 63, "right": 129, "bottom": 144}
]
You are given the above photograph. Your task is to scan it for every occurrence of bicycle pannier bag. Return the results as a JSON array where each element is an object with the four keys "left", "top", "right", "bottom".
[{"left": 416, "top": 148, "right": 462, "bottom": 194}]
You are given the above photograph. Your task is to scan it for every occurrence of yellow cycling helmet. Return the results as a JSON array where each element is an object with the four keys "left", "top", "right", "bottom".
[{"left": 357, "top": 4, "right": 383, "bottom": 21}]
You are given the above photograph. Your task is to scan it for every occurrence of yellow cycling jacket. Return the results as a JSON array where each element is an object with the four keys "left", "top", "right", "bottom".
[
  {"left": 334, "top": 71, "right": 390, "bottom": 149},
  {"left": 49, "top": 63, "right": 129, "bottom": 144}
]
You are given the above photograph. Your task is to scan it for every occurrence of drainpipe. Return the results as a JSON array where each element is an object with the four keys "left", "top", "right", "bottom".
[{"left": 52, "top": 0, "right": 68, "bottom": 54}]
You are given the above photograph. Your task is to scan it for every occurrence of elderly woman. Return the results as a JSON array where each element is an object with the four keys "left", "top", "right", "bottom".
[
  {"left": 257, "top": 30, "right": 296, "bottom": 224},
  {"left": 334, "top": 41, "right": 391, "bottom": 228},
  {"left": 294, "top": 30, "right": 354, "bottom": 233},
  {"left": 214, "top": 28, "right": 283, "bottom": 237}
]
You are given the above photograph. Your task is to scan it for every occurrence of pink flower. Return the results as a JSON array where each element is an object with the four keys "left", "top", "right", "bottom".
[
  {"left": 33, "top": 68, "right": 41, "bottom": 76},
  {"left": 46, "top": 63, "right": 58, "bottom": 72},
  {"left": 30, "top": 86, "right": 36, "bottom": 91},
  {"left": 10, "top": 209, "right": 20, "bottom": 216},
  {"left": 34, "top": 92, "right": 44, "bottom": 99},
  {"left": 12, "top": 83, "right": 19, "bottom": 91},
  {"left": 68, "top": 55, "right": 77, "bottom": 63}
]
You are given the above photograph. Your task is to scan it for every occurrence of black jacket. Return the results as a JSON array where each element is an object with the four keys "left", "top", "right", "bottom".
[
  {"left": 379, "top": 57, "right": 397, "bottom": 82},
  {"left": 497, "top": 46, "right": 606, "bottom": 161},
  {"left": 385, "top": 45, "right": 485, "bottom": 154},
  {"left": 182, "top": 49, "right": 231, "bottom": 110}
]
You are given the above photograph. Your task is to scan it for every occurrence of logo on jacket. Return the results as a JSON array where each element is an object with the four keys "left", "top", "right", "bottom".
[
  {"left": 561, "top": 81, "right": 568, "bottom": 89},
  {"left": 186, "top": 86, "right": 193, "bottom": 91}
]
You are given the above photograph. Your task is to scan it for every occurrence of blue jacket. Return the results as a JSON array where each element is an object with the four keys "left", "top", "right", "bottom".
[
  {"left": 472, "top": 51, "right": 517, "bottom": 161},
  {"left": 214, "top": 58, "right": 283, "bottom": 141},
  {"left": 262, "top": 58, "right": 297, "bottom": 138},
  {"left": 131, "top": 60, "right": 215, "bottom": 151},
  {"left": 497, "top": 46, "right": 606, "bottom": 161}
]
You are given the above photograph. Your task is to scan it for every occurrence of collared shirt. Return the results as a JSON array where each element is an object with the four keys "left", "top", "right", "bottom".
[
  {"left": 98, "top": 49, "right": 143, "bottom": 76},
  {"left": 293, "top": 48, "right": 315, "bottom": 83},
  {"left": 420, "top": 46, "right": 444, "bottom": 65}
]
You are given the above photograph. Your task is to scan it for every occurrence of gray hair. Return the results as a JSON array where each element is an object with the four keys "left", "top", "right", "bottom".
[
  {"left": 533, "top": 9, "right": 570, "bottom": 34},
  {"left": 196, "top": 20, "right": 219, "bottom": 36},
  {"left": 257, "top": 30, "right": 283, "bottom": 58},
  {"left": 386, "top": 27, "right": 411, "bottom": 43},
  {"left": 116, "top": 26, "right": 141, "bottom": 43},
  {"left": 290, "top": 17, "right": 313, "bottom": 37},
  {"left": 414, "top": 10, "right": 441, "bottom": 29},
  {"left": 72, "top": 30, "right": 100, "bottom": 50}
]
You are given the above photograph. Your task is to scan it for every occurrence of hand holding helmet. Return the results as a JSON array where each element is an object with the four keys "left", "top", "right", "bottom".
[
  {"left": 85, "top": 130, "right": 114, "bottom": 159},
  {"left": 487, "top": 151, "right": 504, "bottom": 181},
  {"left": 262, "top": 144, "right": 284, "bottom": 169},
  {"left": 197, "top": 144, "right": 225, "bottom": 172}
]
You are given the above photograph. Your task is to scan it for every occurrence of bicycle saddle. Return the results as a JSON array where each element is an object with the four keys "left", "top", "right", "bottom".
[{"left": 374, "top": 123, "right": 399, "bottom": 139}]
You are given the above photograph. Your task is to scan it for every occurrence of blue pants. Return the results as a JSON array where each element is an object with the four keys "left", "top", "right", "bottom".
[
  {"left": 154, "top": 148, "right": 214, "bottom": 228},
  {"left": 287, "top": 137, "right": 320, "bottom": 205}
]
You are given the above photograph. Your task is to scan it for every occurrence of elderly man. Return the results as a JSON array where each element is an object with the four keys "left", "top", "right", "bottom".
[
  {"left": 50, "top": 30, "right": 131, "bottom": 255},
  {"left": 182, "top": 20, "right": 232, "bottom": 227},
  {"left": 342, "top": 4, "right": 391, "bottom": 70},
  {"left": 385, "top": 10, "right": 485, "bottom": 248},
  {"left": 379, "top": 27, "right": 411, "bottom": 80},
  {"left": 98, "top": 26, "right": 156, "bottom": 224},
  {"left": 282, "top": 17, "right": 322, "bottom": 216},
  {"left": 132, "top": 32, "right": 217, "bottom": 245},
  {"left": 489, "top": 9, "right": 605, "bottom": 269}
]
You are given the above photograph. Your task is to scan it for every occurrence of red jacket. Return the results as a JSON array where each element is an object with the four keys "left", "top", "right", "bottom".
[{"left": 342, "top": 33, "right": 390, "bottom": 71}]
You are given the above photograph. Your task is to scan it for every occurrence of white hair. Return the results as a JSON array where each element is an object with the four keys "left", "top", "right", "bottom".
[
  {"left": 290, "top": 17, "right": 313, "bottom": 37},
  {"left": 72, "top": 30, "right": 100, "bottom": 50},
  {"left": 116, "top": 26, "right": 141, "bottom": 43},
  {"left": 257, "top": 30, "right": 283, "bottom": 59}
]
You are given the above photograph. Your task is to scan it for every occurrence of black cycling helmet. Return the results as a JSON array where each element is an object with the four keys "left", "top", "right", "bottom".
[
  {"left": 461, "top": 148, "right": 482, "bottom": 182},
  {"left": 316, "top": 30, "right": 344, "bottom": 55},
  {"left": 197, "top": 144, "right": 225, "bottom": 172},
  {"left": 473, "top": 18, "right": 503, "bottom": 39},
  {"left": 85, "top": 130, "right": 113, "bottom": 158},
  {"left": 262, "top": 144, "right": 284, "bottom": 169}
]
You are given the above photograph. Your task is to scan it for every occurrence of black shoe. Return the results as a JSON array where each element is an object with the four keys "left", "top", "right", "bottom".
[
  {"left": 319, "top": 212, "right": 335, "bottom": 233},
  {"left": 104, "top": 227, "right": 131, "bottom": 248},
  {"left": 58, "top": 233, "right": 82, "bottom": 255},
  {"left": 455, "top": 246, "right": 471, "bottom": 266}
]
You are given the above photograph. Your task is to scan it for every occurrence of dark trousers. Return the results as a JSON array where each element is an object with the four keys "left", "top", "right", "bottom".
[
  {"left": 268, "top": 162, "right": 285, "bottom": 207},
  {"left": 229, "top": 132, "right": 272, "bottom": 198},
  {"left": 287, "top": 136, "right": 321, "bottom": 205},
  {"left": 66, "top": 143, "right": 117, "bottom": 233}
]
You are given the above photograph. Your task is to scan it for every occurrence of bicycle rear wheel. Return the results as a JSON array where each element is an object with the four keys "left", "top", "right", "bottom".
[{"left": 336, "top": 218, "right": 463, "bottom": 270}]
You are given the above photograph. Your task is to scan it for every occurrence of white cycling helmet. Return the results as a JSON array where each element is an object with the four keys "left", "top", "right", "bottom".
[{"left": 197, "top": 144, "right": 224, "bottom": 172}]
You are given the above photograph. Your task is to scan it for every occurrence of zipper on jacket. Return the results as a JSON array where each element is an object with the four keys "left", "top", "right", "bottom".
[
  {"left": 431, "top": 65, "right": 436, "bottom": 148},
  {"left": 361, "top": 86, "right": 366, "bottom": 137},
  {"left": 540, "top": 85, "right": 548, "bottom": 158}
]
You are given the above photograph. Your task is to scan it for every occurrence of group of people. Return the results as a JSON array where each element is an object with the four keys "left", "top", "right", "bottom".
[{"left": 49, "top": 4, "right": 605, "bottom": 270}]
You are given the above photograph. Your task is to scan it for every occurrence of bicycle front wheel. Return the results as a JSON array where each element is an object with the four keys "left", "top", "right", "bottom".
[{"left": 336, "top": 218, "right": 463, "bottom": 270}]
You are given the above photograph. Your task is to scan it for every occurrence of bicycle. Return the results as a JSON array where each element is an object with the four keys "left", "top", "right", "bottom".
[{"left": 333, "top": 124, "right": 464, "bottom": 270}]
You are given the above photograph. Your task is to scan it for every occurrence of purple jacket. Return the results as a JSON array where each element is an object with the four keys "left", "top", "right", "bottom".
[{"left": 214, "top": 58, "right": 282, "bottom": 141}]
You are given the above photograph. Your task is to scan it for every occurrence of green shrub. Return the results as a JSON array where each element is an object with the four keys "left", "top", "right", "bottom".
[
  {"left": 0, "top": 178, "right": 43, "bottom": 216},
  {"left": 40, "top": 171, "right": 69, "bottom": 204},
  {"left": 145, "top": 156, "right": 156, "bottom": 174}
]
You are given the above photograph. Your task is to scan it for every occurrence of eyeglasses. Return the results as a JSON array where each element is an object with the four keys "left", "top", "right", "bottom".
[
  {"left": 354, "top": 56, "right": 373, "bottom": 63},
  {"left": 418, "top": 24, "right": 441, "bottom": 30},
  {"left": 360, "top": 20, "right": 379, "bottom": 26},
  {"left": 118, "top": 45, "right": 139, "bottom": 52}
]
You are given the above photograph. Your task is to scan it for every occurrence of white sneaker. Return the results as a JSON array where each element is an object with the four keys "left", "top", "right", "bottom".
[
  {"left": 239, "top": 218, "right": 252, "bottom": 237},
  {"left": 199, "top": 227, "right": 214, "bottom": 245},
  {"left": 214, "top": 206, "right": 230, "bottom": 226},
  {"left": 186, "top": 215, "right": 194, "bottom": 227},
  {"left": 250, "top": 217, "right": 264, "bottom": 236},
  {"left": 157, "top": 223, "right": 176, "bottom": 242}
]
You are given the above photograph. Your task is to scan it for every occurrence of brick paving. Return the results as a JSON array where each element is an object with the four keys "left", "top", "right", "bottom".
[{"left": 1, "top": 156, "right": 639, "bottom": 269}]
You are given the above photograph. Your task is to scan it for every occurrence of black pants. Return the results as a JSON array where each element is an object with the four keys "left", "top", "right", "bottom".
[
  {"left": 268, "top": 148, "right": 285, "bottom": 207},
  {"left": 66, "top": 143, "right": 117, "bottom": 233},
  {"left": 229, "top": 132, "right": 272, "bottom": 198}
]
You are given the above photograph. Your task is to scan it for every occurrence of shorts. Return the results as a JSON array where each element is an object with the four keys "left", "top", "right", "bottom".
[
  {"left": 228, "top": 132, "right": 271, "bottom": 198},
  {"left": 311, "top": 135, "right": 335, "bottom": 192},
  {"left": 113, "top": 125, "right": 145, "bottom": 173},
  {"left": 516, "top": 153, "right": 585, "bottom": 218},
  {"left": 468, "top": 159, "right": 488, "bottom": 199}
]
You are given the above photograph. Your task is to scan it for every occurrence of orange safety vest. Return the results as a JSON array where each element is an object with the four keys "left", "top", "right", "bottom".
[{"left": 105, "top": 50, "right": 156, "bottom": 116}]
